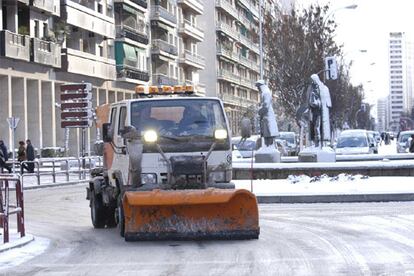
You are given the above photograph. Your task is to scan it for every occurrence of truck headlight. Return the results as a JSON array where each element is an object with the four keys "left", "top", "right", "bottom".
[
  {"left": 209, "top": 171, "right": 226, "bottom": 182},
  {"left": 141, "top": 173, "right": 157, "bottom": 185}
]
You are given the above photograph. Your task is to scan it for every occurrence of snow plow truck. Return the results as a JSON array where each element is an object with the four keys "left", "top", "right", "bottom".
[{"left": 87, "top": 85, "right": 259, "bottom": 241}]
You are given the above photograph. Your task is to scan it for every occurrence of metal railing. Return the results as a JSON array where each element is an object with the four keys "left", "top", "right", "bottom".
[
  {"left": 3, "top": 156, "right": 103, "bottom": 187},
  {"left": 0, "top": 176, "right": 25, "bottom": 244}
]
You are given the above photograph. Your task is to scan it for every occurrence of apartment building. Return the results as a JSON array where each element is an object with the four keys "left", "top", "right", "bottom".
[
  {"left": 0, "top": 0, "right": 205, "bottom": 155},
  {"left": 377, "top": 97, "right": 388, "bottom": 132},
  {"left": 387, "top": 32, "right": 414, "bottom": 132},
  {"left": 200, "top": 0, "right": 261, "bottom": 135}
]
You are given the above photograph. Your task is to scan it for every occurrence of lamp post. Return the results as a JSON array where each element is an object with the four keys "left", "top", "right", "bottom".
[
  {"left": 259, "top": 0, "right": 264, "bottom": 79},
  {"left": 323, "top": 4, "right": 358, "bottom": 26}
]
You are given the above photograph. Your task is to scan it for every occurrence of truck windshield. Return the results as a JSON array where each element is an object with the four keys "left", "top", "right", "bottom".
[{"left": 131, "top": 99, "right": 227, "bottom": 141}]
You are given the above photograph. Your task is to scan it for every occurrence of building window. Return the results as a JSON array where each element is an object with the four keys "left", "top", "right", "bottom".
[{"left": 34, "top": 20, "right": 40, "bottom": 38}]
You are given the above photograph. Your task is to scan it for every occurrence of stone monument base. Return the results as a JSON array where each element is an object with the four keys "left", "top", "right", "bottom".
[
  {"left": 298, "top": 146, "right": 336, "bottom": 163},
  {"left": 255, "top": 144, "right": 281, "bottom": 163}
]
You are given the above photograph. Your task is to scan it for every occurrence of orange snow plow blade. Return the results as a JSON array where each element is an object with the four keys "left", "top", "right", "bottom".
[{"left": 122, "top": 189, "right": 259, "bottom": 241}]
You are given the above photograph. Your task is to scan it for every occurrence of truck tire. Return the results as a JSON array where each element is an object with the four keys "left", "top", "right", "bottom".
[
  {"left": 116, "top": 196, "right": 125, "bottom": 237},
  {"left": 106, "top": 204, "right": 117, "bottom": 228},
  {"left": 91, "top": 193, "right": 106, "bottom": 228}
]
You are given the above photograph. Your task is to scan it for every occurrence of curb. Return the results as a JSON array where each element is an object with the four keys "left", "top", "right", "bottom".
[
  {"left": 257, "top": 193, "right": 414, "bottom": 204},
  {"left": 23, "top": 180, "right": 89, "bottom": 190},
  {"left": 0, "top": 234, "right": 34, "bottom": 253}
]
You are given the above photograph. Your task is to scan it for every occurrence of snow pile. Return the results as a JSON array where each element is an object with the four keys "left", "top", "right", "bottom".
[{"left": 288, "top": 173, "right": 369, "bottom": 184}]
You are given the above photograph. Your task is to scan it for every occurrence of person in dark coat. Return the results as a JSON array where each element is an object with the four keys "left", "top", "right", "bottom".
[
  {"left": 26, "top": 139, "right": 35, "bottom": 173},
  {"left": 0, "top": 140, "right": 12, "bottom": 173},
  {"left": 410, "top": 134, "right": 414, "bottom": 153},
  {"left": 18, "top": 140, "right": 28, "bottom": 174}
]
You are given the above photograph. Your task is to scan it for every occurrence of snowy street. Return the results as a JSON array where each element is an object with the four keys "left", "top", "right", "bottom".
[{"left": 3, "top": 184, "right": 414, "bottom": 275}]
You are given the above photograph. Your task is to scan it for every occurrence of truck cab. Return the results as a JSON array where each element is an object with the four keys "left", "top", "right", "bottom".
[{"left": 104, "top": 96, "right": 233, "bottom": 191}]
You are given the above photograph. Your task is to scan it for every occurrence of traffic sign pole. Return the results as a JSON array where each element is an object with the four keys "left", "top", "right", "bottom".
[
  {"left": 7, "top": 117, "right": 20, "bottom": 174},
  {"left": 60, "top": 83, "right": 93, "bottom": 171}
]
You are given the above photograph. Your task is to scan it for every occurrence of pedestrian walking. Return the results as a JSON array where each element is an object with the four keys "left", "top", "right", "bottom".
[
  {"left": 18, "top": 140, "right": 28, "bottom": 174},
  {"left": 26, "top": 139, "right": 35, "bottom": 173},
  {"left": 0, "top": 140, "right": 12, "bottom": 173},
  {"left": 409, "top": 134, "right": 414, "bottom": 153}
]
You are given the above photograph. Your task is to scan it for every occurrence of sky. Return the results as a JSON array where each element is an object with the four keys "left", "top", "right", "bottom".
[{"left": 294, "top": 0, "right": 414, "bottom": 115}]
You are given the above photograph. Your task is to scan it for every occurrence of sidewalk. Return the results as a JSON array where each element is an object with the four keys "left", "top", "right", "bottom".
[{"left": 234, "top": 175, "right": 414, "bottom": 203}]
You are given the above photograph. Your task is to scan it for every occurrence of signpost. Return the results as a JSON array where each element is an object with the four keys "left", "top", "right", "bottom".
[
  {"left": 60, "top": 83, "right": 93, "bottom": 179},
  {"left": 7, "top": 117, "right": 20, "bottom": 173}
]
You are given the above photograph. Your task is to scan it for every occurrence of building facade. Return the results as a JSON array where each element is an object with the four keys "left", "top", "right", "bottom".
[
  {"left": 199, "top": 0, "right": 261, "bottom": 135},
  {"left": 377, "top": 97, "right": 388, "bottom": 132},
  {"left": 387, "top": 32, "right": 414, "bottom": 131},
  {"left": 0, "top": 0, "right": 205, "bottom": 155}
]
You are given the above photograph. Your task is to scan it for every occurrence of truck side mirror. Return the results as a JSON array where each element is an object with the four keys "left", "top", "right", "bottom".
[
  {"left": 121, "top": 126, "right": 140, "bottom": 140},
  {"left": 102, "top": 123, "right": 113, "bottom": 143},
  {"left": 240, "top": 117, "right": 252, "bottom": 139}
]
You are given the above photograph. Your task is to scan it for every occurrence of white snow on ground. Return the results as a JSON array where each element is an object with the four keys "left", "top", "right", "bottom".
[
  {"left": 0, "top": 235, "right": 49, "bottom": 270},
  {"left": 234, "top": 176, "right": 414, "bottom": 196},
  {"left": 234, "top": 159, "right": 414, "bottom": 169}
]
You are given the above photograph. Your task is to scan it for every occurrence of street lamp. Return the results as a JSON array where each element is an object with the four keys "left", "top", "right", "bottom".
[{"left": 323, "top": 4, "right": 358, "bottom": 26}]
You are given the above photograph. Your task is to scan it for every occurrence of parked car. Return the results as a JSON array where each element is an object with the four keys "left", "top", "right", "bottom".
[
  {"left": 232, "top": 135, "right": 287, "bottom": 159},
  {"left": 368, "top": 131, "right": 381, "bottom": 144},
  {"left": 367, "top": 131, "right": 379, "bottom": 154},
  {"left": 397, "top": 130, "right": 414, "bottom": 153},
  {"left": 335, "top": 129, "right": 375, "bottom": 155},
  {"left": 279, "top": 132, "right": 298, "bottom": 156}
]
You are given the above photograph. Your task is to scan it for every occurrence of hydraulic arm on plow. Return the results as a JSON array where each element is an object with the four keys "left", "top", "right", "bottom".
[{"left": 87, "top": 85, "right": 260, "bottom": 241}]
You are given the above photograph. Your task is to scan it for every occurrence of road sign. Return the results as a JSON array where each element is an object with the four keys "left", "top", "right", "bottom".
[
  {"left": 60, "top": 83, "right": 93, "bottom": 129},
  {"left": 61, "top": 121, "right": 92, "bottom": 128},
  {"left": 61, "top": 110, "right": 93, "bottom": 120},
  {"left": 7, "top": 117, "right": 20, "bottom": 129}
]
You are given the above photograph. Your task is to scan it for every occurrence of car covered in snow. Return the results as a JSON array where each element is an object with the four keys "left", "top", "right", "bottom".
[
  {"left": 335, "top": 129, "right": 375, "bottom": 155},
  {"left": 279, "top": 132, "right": 298, "bottom": 156},
  {"left": 397, "top": 130, "right": 414, "bottom": 153},
  {"left": 232, "top": 135, "right": 287, "bottom": 159}
]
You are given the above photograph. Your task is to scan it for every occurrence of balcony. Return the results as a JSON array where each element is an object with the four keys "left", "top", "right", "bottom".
[
  {"left": 31, "top": 38, "right": 61, "bottom": 68},
  {"left": 215, "top": 0, "right": 238, "bottom": 19},
  {"left": 217, "top": 69, "right": 240, "bottom": 85},
  {"left": 116, "top": 25, "right": 149, "bottom": 45},
  {"left": 237, "top": 0, "right": 259, "bottom": 18},
  {"left": 240, "top": 77, "right": 256, "bottom": 90},
  {"left": 152, "top": 73, "right": 178, "bottom": 86},
  {"left": 179, "top": 50, "right": 205, "bottom": 69},
  {"left": 117, "top": 62, "right": 150, "bottom": 83},
  {"left": 177, "top": 0, "right": 203, "bottom": 15},
  {"left": 151, "top": 39, "right": 177, "bottom": 58},
  {"left": 216, "top": 22, "right": 239, "bottom": 41},
  {"left": 216, "top": 46, "right": 239, "bottom": 63},
  {"left": 125, "top": 0, "right": 147, "bottom": 9},
  {"left": 0, "top": 30, "right": 30, "bottom": 62},
  {"left": 61, "top": 48, "right": 116, "bottom": 80},
  {"left": 239, "top": 34, "right": 260, "bottom": 54},
  {"left": 30, "top": 0, "right": 59, "bottom": 15},
  {"left": 64, "top": 0, "right": 115, "bottom": 39},
  {"left": 221, "top": 93, "right": 257, "bottom": 107},
  {"left": 178, "top": 20, "right": 204, "bottom": 42},
  {"left": 150, "top": 5, "right": 177, "bottom": 27},
  {"left": 239, "top": 55, "right": 259, "bottom": 72}
]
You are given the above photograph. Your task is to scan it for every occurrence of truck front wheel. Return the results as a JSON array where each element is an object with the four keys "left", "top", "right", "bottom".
[
  {"left": 116, "top": 196, "right": 125, "bottom": 237},
  {"left": 91, "top": 192, "right": 106, "bottom": 228}
]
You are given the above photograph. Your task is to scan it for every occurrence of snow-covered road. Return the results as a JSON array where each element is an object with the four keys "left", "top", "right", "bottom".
[{"left": 3, "top": 184, "right": 414, "bottom": 275}]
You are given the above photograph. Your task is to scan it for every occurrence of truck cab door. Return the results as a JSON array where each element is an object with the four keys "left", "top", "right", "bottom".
[{"left": 113, "top": 105, "right": 129, "bottom": 187}]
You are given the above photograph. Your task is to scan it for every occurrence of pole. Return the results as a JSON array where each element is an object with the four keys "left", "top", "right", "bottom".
[
  {"left": 81, "top": 128, "right": 86, "bottom": 179},
  {"left": 12, "top": 127, "right": 15, "bottom": 174},
  {"left": 259, "top": 0, "right": 264, "bottom": 80}
]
